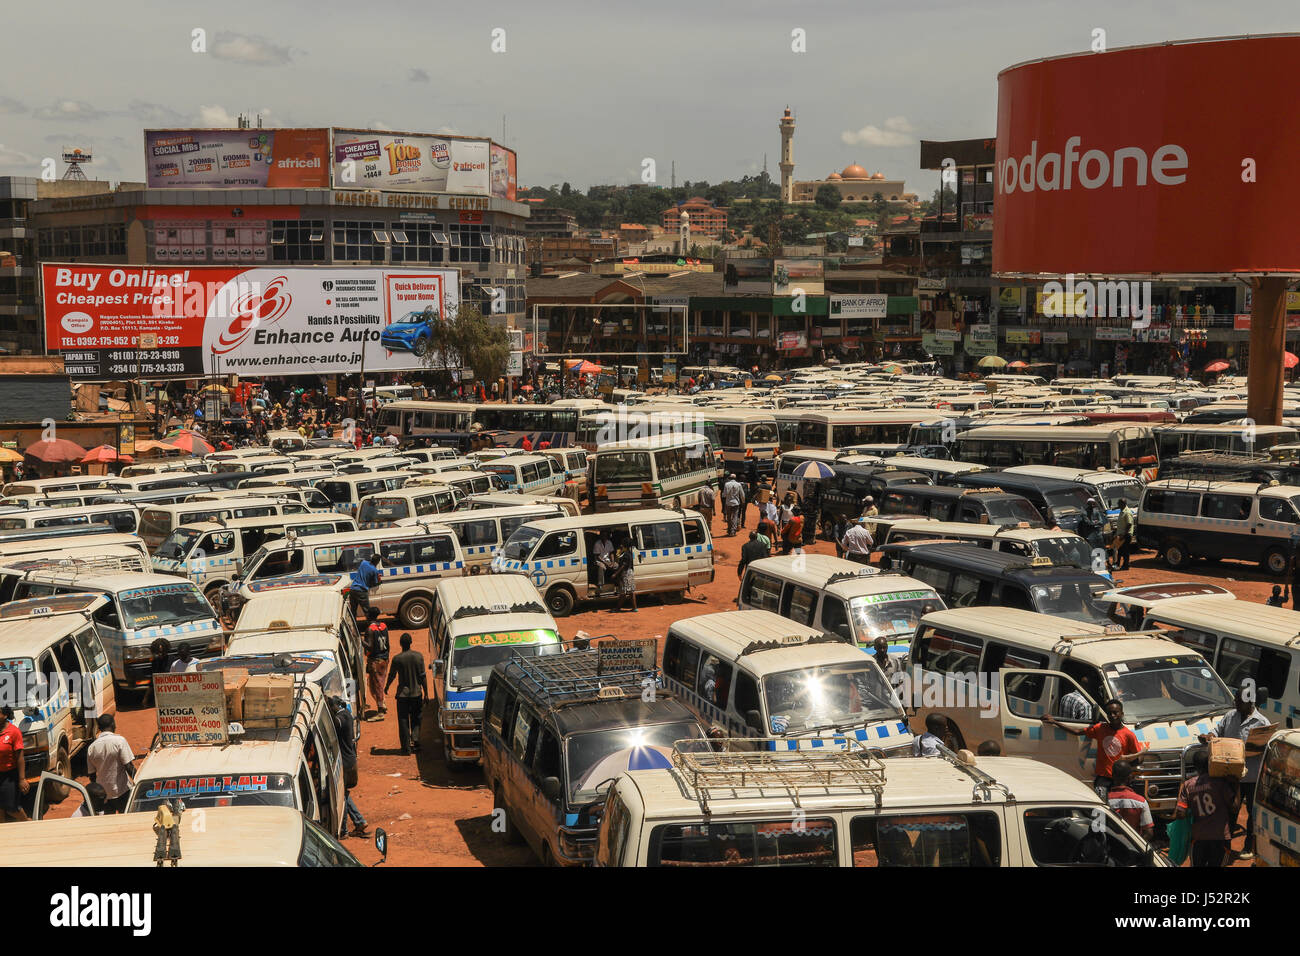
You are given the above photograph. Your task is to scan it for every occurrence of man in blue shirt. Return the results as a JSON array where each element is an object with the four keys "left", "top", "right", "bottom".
[{"left": 349, "top": 552, "right": 382, "bottom": 621}]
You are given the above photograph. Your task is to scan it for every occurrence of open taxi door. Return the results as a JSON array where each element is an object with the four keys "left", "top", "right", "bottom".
[
  {"left": 999, "top": 668, "right": 1101, "bottom": 779},
  {"left": 32, "top": 771, "right": 92, "bottom": 821}
]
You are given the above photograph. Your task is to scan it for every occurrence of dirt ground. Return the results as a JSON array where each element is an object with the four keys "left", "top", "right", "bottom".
[{"left": 42, "top": 505, "right": 1276, "bottom": 866}]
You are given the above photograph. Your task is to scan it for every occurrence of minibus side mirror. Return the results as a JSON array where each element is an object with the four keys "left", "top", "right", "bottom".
[
  {"left": 432, "top": 659, "right": 444, "bottom": 676},
  {"left": 1256, "top": 686, "right": 1270, "bottom": 707},
  {"left": 234, "top": 559, "right": 243, "bottom": 577},
  {"left": 745, "top": 709, "right": 764, "bottom": 733},
  {"left": 373, "top": 827, "right": 388, "bottom": 865},
  {"left": 541, "top": 776, "right": 562, "bottom": 800}
]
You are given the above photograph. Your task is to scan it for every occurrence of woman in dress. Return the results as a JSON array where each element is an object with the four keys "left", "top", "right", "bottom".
[{"left": 614, "top": 535, "right": 637, "bottom": 612}]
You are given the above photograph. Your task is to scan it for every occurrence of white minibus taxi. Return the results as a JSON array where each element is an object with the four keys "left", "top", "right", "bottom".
[
  {"left": 0, "top": 568, "right": 222, "bottom": 699},
  {"left": 595, "top": 740, "right": 1163, "bottom": 867},
  {"left": 406, "top": 469, "right": 506, "bottom": 498},
  {"left": 429, "top": 575, "right": 562, "bottom": 766},
  {"left": 908, "top": 606, "right": 1234, "bottom": 818},
  {"left": 491, "top": 508, "right": 713, "bottom": 617},
  {"left": 2, "top": 476, "right": 108, "bottom": 497},
  {"left": 152, "top": 513, "right": 358, "bottom": 599},
  {"left": 357, "top": 485, "right": 461, "bottom": 529},
  {"left": 0, "top": 531, "right": 149, "bottom": 569},
  {"left": 236, "top": 525, "right": 466, "bottom": 628},
  {"left": 738, "top": 555, "right": 945, "bottom": 658},
  {"left": 316, "top": 471, "right": 417, "bottom": 518},
  {"left": 662, "top": 609, "right": 911, "bottom": 752},
  {"left": 589, "top": 433, "right": 714, "bottom": 512},
  {"left": 466, "top": 492, "right": 581, "bottom": 517},
  {"left": 877, "top": 518, "right": 1100, "bottom": 574},
  {"left": 0, "top": 502, "right": 140, "bottom": 535},
  {"left": 480, "top": 454, "right": 569, "bottom": 496},
  {"left": 0, "top": 593, "right": 115, "bottom": 804},
  {"left": 1256, "top": 729, "right": 1300, "bottom": 868},
  {"left": 139, "top": 496, "right": 308, "bottom": 552}
]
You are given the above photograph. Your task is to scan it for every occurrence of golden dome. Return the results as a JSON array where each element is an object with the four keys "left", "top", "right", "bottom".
[
  {"left": 872, "top": 172, "right": 885, "bottom": 180},
  {"left": 826, "top": 172, "right": 842, "bottom": 181},
  {"left": 841, "top": 164, "right": 869, "bottom": 180}
]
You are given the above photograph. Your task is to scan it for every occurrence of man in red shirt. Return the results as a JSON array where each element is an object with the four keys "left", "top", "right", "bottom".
[
  {"left": 1178, "top": 748, "right": 1241, "bottom": 867},
  {"left": 0, "top": 705, "right": 29, "bottom": 822},
  {"left": 1042, "top": 698, "right": 1145, "bottom": 800}
]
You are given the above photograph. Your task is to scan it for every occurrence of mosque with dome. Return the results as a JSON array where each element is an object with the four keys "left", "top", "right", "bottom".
[{"left": 778, "top": 107, "right": 916, "bottom": 205}]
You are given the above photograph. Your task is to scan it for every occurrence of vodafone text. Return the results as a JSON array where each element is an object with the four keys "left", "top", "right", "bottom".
[{"left": 998, "top": 139, "right": 1188, "bottom": 193}]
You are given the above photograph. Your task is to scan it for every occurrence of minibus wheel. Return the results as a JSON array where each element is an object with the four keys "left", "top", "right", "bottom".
[
  {"left": 545, "top": 586, "right": 575, "bottom": 617},
  {"left": 1160, "top": 539, "right": 1190, "bottom": 569},
  {"left": 1263, "top": 547, "right": 1290, "bottom": 576},
  {"left": 399, "top": 595, "right": 433, "bottom": 629}
]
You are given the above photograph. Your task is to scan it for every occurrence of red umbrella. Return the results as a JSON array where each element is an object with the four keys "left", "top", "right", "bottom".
[
  {"left": 565, "top": 359, "right": 603, "bottom": 375},
  {"left": 24, "top": 437, "right": 88, "bottom": 463},
  {"left": 81, "top": 445, "right": 133, "bottom": 465},
  {"left": 166, "top": 430, "right": 214, "bottom": 456},
  {"left": 1286, "top": 352, "right": 1299, "bottom": 369},
  {"left": 1203, "top": 359, "right": 1230, "bottom": 373},
  {"left": 1007, "top": 360, "right": 1029, "bottom": 369}
]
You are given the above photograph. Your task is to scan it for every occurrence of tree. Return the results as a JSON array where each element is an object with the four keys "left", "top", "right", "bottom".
[
  {"left": 814, "top": 184, "right": 842, "bottom": 210},
  {"left": 419, "top": 302, "right": 510, "bottom": 391}
]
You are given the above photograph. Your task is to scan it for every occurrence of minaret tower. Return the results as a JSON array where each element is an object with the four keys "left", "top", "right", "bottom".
[{"left": 778, "top": 107, "right": 795, "bottom": 203}]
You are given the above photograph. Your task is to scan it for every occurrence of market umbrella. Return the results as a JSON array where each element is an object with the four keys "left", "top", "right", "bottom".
[
  {"left": 24, "top": 437, "right": 87, "bottom": 463},
  {"left": 1007, "top": 360, "right": 1029, "bottom": 369},
  {"left": 764, "top": 374, "right": 784, "bottom": 382},
  {"left": 565, "top": 359, "right": 603, "bottom": 375},
  {"left": 977, "top": 355, "right": 1009, "bottom": 368},
  {"left": 1203, "top": 359, "right": 1230, "bottom": 373},
  {"left": 135, "top": 439, "right": 179, "bottom": 456},
  {"left": 0, "top": 447, "right": 21, "bottom": 463},
  {"left": 519, "top": 384, "right": 534, "bottom": 391},
  {"left": 164, "top": 430, "right": 214, "bottom": 456},
  {"left": 81, "top": 445, "right": 133, "bottom": 465},
  {"left": 792, "top": 460, "right": 836, "bottom": 480},
  {"left": 1286, "top": 352, "right": 1300, "bottom": 369}
]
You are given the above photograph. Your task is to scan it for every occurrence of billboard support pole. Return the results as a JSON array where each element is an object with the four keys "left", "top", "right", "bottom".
[{"left": 1246, "top": 276, "right": 1288, "bottom": 428}]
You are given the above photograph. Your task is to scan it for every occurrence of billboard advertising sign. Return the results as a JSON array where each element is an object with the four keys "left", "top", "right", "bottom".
[
  {"left": 490, "top": 143, "right": 518, "bottom": 201},
  {"left": 994, "top": 36, "right": 1300, "bottom": 275},
  {"left": 773, "top": 259, "right": 824, "bottom": 296},
  {"left": 42, "top": 264, "right": 459, "bottom": 380},
  {"left": 332, "top": 129, "right": 491, "bottom": 195},
  {"left": 830, "top": 294, "right": 887, "bottom": 319},
  {"left": 144, "top": 129, "right": 329, "bottom": 188},
  {"left": 723, "top": 257, "right": 772, "bottom": 293}
]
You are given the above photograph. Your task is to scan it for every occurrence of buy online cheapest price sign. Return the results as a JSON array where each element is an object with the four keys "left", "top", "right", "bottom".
[{"left": 42, "top": 264, "right": 459, "bottom": 380}]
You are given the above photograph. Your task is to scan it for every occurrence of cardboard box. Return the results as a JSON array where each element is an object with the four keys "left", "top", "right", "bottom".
[
  {"left": 242, "top": 674, "right": 295, "bottom": 722},
  {"left": 1208, "top": 736, "right": 1246, "bottom": 779},
  {"left": 222, "top": 669, "right": 249, "bottom": 723}
]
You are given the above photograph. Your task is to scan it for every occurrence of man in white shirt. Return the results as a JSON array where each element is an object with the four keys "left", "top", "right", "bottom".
[
  {"left": 85, "top": 715, "right": 135, "bottom": 813},
  {"left": 592, "top": 530, "right": 616, "bottom": 592},
  {"left": 170, "top": 645, "right": 198, "bottom": 673},
  {"left": 721, "top": 475, "right": 747, "bottom": 536},
  {"left": 840, "top": 518, "right": 875, "bottom": 564},
  {"left": 912, "top": 713, "right": 949, "bottom": 757}
]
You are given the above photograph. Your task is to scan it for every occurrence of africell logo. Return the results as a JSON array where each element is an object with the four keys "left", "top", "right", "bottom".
[
  {"left": 997, "top": 138, "right": 1188, "bottom": 194},
  {"left": 208, "top": 274, "right": 291, "bottom": 354}
]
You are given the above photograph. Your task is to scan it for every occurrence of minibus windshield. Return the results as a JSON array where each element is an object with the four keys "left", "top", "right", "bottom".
[
  {"left": 449, "top": 630, "right": 561, "bottom": 688},
  {"left": 848, "top": 591, "right": 942, "bottom": 645},
  {"left": 119, "top": 584, "right": 213, "bottom": 629},
  {"left": 762, "top": 662, "right": 901, "bottom": 733},
  {"left": 1258, "top": 738, "right": 1300, "bottom": 819},
  {"left": 745, "top": 422, "right": 778, "bottom": 444},
  {"left": 1044, "top": 488, "right": 1090, "bottom": 516},
  {"left": 1033, "top": 536, "right": 1095, "bottom": 570},
  {"left": 134, "top": 772, "right": 297, "bottom": 812},
  {"left": 503, "top": 527, "right": 544, "bottom": 561},
  {"left": 1102, "top": 656, "right": 1232, "bottom": 724},
  {"left": 567, "top": 720, "right": 701, "bottom": 805},
  {"left": 156, "top": 527, "right": 203, "bottom": 560},
  {"left": 984, "top": 498, "right": 1044, "bottom": 525},
  {"left": 1029, "top": 581, "right": 1112, "bottom": 623},
  {"left": 1096, "top": 480, "right": 1143, "bottom": 509}
]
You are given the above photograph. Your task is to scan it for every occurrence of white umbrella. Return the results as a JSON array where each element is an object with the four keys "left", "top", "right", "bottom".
[{"left": 792, "top": 460, "right": 836, "bottom": 480}]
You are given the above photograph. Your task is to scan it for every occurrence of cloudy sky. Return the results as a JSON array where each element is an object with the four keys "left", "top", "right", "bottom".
[{"left": 1, "top": 0, "right": 1296, "bottom": 196}]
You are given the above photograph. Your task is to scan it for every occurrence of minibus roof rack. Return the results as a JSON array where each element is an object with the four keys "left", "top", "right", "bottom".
[
  {"left": 669, "top": 738, "right": 887, "bottom": 815},
  {"left": 1051, "top": 628, "right": 1174, "bottom": 654},
  {"left": 502, "top": 647, "right": 659, "bottom": 709},
  {"left": 933, "top": 741, "right": 1014, "bottom": 804}
]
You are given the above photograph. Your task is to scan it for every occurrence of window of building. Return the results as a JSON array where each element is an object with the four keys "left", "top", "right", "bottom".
[
  {"left": 332, "top": 220, "right": 385, "bottom": 262},
  {"left": 271, "top": 219, "right": 326, "bottom": 262}
]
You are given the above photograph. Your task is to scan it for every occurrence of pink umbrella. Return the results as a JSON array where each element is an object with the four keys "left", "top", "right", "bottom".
[
  {"left": 81, "top": 445, "right": 133, "bottom": 465},
  {"left": 165, "top": 430, "right": 215, "bottom": 456}
]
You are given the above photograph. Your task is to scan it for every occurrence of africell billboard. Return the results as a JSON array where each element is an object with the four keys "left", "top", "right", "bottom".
[
  {"left": 144, "top": 129, "right": 330, "bottom": 188},
  {"left": 332, "top": 129, "right": 492, "bottom": 195},
  {"left": 43, "top": 264, "right": 459, "bottom": 380},
  {"left": 994, "top": 35, "right": 1300, "bottom": 275}
]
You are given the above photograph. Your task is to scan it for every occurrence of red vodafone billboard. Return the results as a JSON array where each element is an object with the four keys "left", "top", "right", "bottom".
[{"left": 994, "top": 35, "right": 1300, "bottom": 276}]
